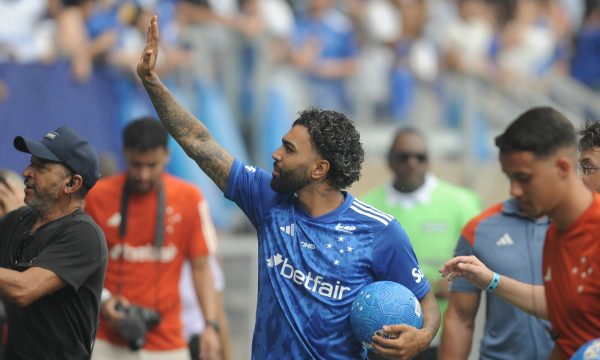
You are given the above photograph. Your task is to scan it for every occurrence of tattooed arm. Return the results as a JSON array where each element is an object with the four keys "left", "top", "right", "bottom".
[{"left": 136, "top": 15, "right": 233, "bottom": 192}]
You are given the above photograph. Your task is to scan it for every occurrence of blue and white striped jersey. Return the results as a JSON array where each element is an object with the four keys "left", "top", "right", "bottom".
[{"left": 225, "top": 160, "right": 431, "bottom": 359}]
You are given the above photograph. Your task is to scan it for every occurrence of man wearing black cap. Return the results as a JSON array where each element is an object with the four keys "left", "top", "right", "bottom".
[{"left": 0, "top": 126, "right": 108, "bottom": 359}]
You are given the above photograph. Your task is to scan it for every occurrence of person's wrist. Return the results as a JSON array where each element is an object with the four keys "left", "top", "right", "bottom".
[
  {"left": 205, "top": 319, "right": 221, "bottom": 334},
  {"left": 485, "top": 272, "right": 501, "bottom": 293},
  {"left": 417, "top": 329, "right": 432, "bottom": 353}
]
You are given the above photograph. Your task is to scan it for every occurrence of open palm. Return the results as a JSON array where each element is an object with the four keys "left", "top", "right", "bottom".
[{"left": 137, "top": 15, "right": 160, "bottom": 83}]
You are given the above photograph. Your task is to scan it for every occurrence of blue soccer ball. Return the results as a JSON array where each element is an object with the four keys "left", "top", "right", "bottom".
[
  {"left": 350, "top": 281, "right": 423, "bottom": 351},
  {"left": 572, "top": 338, "right": 600, "bottom": 360}
]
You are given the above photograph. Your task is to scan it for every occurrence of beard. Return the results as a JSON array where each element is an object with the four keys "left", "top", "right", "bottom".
[
  {"left": 393, "top": 174, "right": 425, "bottom": 193},
  {"left": 25, "top": 183, "right": 61, "bottom": 214},
  {"left": 127, "top": 177, "right": 156, "bottom": 194},
  {"left": 271, "top": 165, "right": 311, "bottom": 193}
]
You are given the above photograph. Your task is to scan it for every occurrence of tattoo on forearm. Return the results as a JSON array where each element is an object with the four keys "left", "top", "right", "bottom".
[{"left": 144, "top": 81, "right": 233, "bottom": 191}]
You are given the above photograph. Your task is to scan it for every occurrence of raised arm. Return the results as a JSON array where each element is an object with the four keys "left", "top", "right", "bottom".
[
  {"left": 136, "top": 15, "right": 233, "bottom": 192},
  {"left": 440, "top": 255, "right": 548, "bottom": 319}
]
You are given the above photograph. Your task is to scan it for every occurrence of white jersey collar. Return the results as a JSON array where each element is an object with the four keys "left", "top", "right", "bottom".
[{"left": 385, "top": 173, "right": 438, "bottom": 209}]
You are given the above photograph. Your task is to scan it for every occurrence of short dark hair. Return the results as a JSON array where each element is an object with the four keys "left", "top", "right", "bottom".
[
  {"left": 585, "top": 0, "right": 600, "bottom": 20},
  {"left": 495, "top": 106, "right": 576, "bottom": 157},
  {"left": 122, "top": 117, "right": 168, "bottom": 151},
  {"left": 578, "top": 120, "right": 600, "bottom": 152},
  {"left": 292, "top": 108, "right": 364, "bottom": 190}
]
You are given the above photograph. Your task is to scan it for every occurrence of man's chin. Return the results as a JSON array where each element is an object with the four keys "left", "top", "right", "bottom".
[
  {"left": 270, "top": 182, "right": 284, "bottom": 194},
  {"left": 521, "top": 206, "right": 544, "bottom": 219},
  {"left": 270, "top": 180, "right": 293, "bottom": 194}
]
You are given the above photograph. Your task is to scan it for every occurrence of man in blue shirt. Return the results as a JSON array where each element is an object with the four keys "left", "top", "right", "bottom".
[
  {"left": 136, "top": 15, "right": 440, "bottom": 360},
  {"left": 291, "top": 0, "right": 358, "bottom": 113}
]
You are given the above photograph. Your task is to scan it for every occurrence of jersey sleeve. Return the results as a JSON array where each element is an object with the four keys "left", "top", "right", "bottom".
[
  {"left": 450, "top": 235, "right": 479, "bottom": 293},
  {"left": 372, "top": 220, "right": 431, "bottom": 300},
  {"left": 224, "top": 159, "right": 278, "bottom": 229},
  {"left": 30, "top": 221, "right": 106, "bottom": 291}
]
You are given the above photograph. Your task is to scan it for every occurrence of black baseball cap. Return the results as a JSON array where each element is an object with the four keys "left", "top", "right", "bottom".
[{"left": 13, "top": 126, "right": 100, "bottom": 189}]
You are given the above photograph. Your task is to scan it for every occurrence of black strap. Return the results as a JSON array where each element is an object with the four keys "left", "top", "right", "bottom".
[
  {"left": 117, "top": 179, "right": 164, "bottom": 310},
  {"left": 119, "top": 181, "right": 164, "bottom": 249}
]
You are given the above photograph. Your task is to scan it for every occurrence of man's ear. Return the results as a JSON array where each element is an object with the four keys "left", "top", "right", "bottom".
[
  {"left": 555, "top": 155, "right": 572, "bottom": 178},
  {"left": 65, "top": 175, "right": 83, "bottom": 193},
  {"left": 312, "top": 159, "right": 331, "bottom": 181}
]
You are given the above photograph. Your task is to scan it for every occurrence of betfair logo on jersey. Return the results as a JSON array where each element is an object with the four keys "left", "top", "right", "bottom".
[
  {"left": 335, "top": 223, "right": 356, "bottom": 234},
  {"left": 267, "top": 254, "right": 351, "bottom": 300},
  {"left": 110, "top": 243, "right": 178, "bottom": 262}
]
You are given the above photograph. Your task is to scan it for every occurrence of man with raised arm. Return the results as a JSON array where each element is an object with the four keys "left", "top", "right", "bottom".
[{"left": 136, "top": 15, "right": 440, "bottom": 360}]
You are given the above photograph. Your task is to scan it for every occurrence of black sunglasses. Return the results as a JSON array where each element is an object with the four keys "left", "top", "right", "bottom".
[{"left": 390, "top": 152, "right": 428, "bottom": 163}]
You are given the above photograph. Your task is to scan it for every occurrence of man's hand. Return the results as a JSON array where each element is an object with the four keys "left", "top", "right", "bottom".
[
  {"left": 0, "top": 179, "right": 24, "bottom": 217},
  {"left": 137, "top": 15, "right": 160, "bottom": 84},
  {"left": 101, "top": 295, "right": 129, "bottom": 328},
  {"left": 200, "top": 325, "right": 221, "bottom": 360},
  {"left": 371, "top": 324, "right": 433, "bottom": 360},
  {"left": 439, "top": 255, "right": 494, "bottom": 290}
]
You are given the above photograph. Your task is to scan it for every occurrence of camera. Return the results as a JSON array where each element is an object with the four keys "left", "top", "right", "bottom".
[{"left": 115, "top": 303, "right": 161, "bottom": 351}]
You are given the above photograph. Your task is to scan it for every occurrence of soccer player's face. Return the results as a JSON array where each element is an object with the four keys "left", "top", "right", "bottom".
[
  {"left": 500, "top": 151, "right": 562, "bottom": 218},
  {"left": 388, "top": 133, "right": 428, "bottom": 193},
  {"left": 579, "top": 147, "right": 600, "bottom": 193},
  {"left": 271, "top": 126, "right": 319, "bottom": 193},
  {"left": 124, "top": 147, "right": 169, "bottom": 194}
]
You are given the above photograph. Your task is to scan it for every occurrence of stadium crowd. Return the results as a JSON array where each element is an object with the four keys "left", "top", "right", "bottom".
[{"left": 2, "top": 0, "right": 600, "bottom": 152}]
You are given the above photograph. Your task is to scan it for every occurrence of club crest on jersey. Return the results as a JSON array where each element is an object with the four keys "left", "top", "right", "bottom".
[
  {"left": 335, "top": 223, "right": 356, "bottom": 234},
  {"left": 244, "top": 165, "right": 256, "bottom": 173}
]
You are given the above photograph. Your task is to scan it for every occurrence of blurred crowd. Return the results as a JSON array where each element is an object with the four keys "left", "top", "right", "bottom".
[{"left": 1, "top": 0, "right": 599, "bottom": 161}]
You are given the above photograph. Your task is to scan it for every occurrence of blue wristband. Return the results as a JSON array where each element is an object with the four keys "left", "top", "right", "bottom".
[{"left": 485, "top": 272, "right": 501, "bottom": 293}]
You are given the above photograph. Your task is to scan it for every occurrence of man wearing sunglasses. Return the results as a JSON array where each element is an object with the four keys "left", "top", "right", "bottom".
[{"left": 361, "top": 127, "right": 481, "bottom": 359}]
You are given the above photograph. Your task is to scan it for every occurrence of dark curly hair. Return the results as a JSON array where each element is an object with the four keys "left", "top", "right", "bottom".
[
  {"left": 578, "top": 120, "right": 600, "bottom": 153},
  {"left": 293, "top": 108, "right": 364, "bottom": 190}
]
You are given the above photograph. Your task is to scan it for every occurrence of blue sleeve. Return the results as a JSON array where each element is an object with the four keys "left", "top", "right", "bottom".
[
  {"left": 450, "top": 236, "right": 479, "bottom": 293},
  {"left": 291, "top": 19, "right": 309, "bottom": 49},
  {"left": 341, "top": 30, "right": 358, "bottom": 58},
  {"left": 372, "top": 221, "right": 431, "bottom": 300},
  {"left": 224, "top": 159, "right": 278, "bottom": 229}
]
